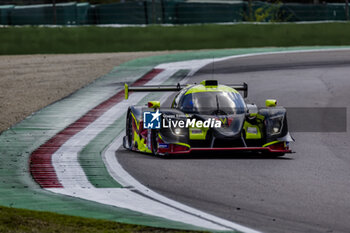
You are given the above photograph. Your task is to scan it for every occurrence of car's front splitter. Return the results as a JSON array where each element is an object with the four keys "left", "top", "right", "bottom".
[{"left": 166, "top": 146, "right": 292, "bottom": 155}]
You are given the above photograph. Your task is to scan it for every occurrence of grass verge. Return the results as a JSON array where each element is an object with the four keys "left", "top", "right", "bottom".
[
  {"left": 0, "top": 206, "right": 204, "bottom": 233},
  {"left": 1, "top": 23, "right": 350, "bottom": 54}
]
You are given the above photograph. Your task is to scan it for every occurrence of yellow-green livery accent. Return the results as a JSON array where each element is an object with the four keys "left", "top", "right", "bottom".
[
  {"left": 243, "top": 121, "right": 262, "bottom": 139},
  {"left": 200, "top": 80, "right": 218, "bottom": 86},
  {"left": 265, "top": 99, "right": 277, "bottom": 107},
  {"left": 219, "top": 118, "right": 227, "bottom": 125},
  {"left": 173, "top": 142, "right": 191, "bottom": 148},
  {"left": 244, "top": 113, "right": 264, "bottom": 140},
  {"left": 125, "top": 83, "right": 129, "bottom": 99},
  {"left": 249, "top": 113, "right": 265, "bottom": 121},
  {"left": 130, "top": 112, "right": 139, "bottom": 130},
  {"left": 189, "top": 127, "right": 209, "bottom": 140},
  {"left": 185, "top": 84, "right": 239, "bottom": 95},
  {"left": 263, "top": 140, "right": 281, "bottom": 147},
  {"left": 148, "top": 101, "right": 160, "bottom": 109},
  {"left": 133, "top": 131, "right": 151, "bottom": 153},
  {"left": 130, "top": 111, "right": 150, "bottom": 152}
]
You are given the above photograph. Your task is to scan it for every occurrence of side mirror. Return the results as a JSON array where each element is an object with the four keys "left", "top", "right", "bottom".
[
  {"left": 246, "top": 103, "right": 258, "bottom": 114},
  {"left": 148, "top": 101, "right": 160, "bottom": 109},
  {"left": 265, "top": 99, "right": 277, "bottom": 107}
]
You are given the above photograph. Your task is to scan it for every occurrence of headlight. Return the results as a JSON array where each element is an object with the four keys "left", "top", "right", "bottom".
[
  {"left": 163, "top": 116, "right": 187, "bottom": 136},
  {"left": 269, "top": 116, "right": 283, "bottom": 135},
  {"left": 273, "top": 127, "right": 280, "bottom": 133},
  {"left": 171, "top": 126, "right": 186, "bottom": 136},
  {"left": 174, "top": 128, "right": 181, "bottom": 135}
]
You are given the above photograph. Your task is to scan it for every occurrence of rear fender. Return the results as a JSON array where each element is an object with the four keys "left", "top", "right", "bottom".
[{"left": 129, "top": 106, "right": 143, "bottom": 123}]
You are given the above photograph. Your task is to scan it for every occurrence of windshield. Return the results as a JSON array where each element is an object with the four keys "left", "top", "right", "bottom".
[{"left": 179, "top": 91, "right": 246, "bottom": 115}]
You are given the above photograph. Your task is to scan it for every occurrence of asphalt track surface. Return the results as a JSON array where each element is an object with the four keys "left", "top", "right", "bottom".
[{"left": 117, "top": 50, "right": 350, "bottom": 233}]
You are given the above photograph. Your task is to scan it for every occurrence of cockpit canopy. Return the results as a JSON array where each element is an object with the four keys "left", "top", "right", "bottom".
[{"left": 177, "top": 85, "right": 246, "bottom": 115}]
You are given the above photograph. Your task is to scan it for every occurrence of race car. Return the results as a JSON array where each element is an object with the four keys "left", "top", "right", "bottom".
[{"left": 123, "top": 80, "right": 294, "bottom": 156}]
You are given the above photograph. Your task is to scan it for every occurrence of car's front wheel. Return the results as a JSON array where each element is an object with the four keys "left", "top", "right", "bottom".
[
  {"left": 126, "top": 110, "right": 134, "bottom": 149},
  {"left": 151, "top": 130, "right": 159, "bottom": 156}
]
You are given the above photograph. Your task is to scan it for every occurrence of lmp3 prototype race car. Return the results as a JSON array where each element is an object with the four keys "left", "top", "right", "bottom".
[{"left": 123, "top": 80, "right": 294, "bottom": 157}]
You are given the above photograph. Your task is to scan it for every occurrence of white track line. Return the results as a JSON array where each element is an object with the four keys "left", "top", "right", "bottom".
[
  {"left": 103, "top": 134, "right": 260, "bottom": 233},
  {"left": 49, "top": 187, "right": 233, "bottom": 231},
  {"left": 155, "top": 47, "right": 350, "bottom": 73}
]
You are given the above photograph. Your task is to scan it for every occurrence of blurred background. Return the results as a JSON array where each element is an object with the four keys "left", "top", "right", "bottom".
[{"left": 0, "top": 0, "right": 349, "bottom": 25}]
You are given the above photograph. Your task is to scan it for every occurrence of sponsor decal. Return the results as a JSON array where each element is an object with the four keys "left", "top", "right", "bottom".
[
  {"left": 158, "top": 143, "right": 169, "bottom": 148},
  {"left": 190, "top": 129, "right": 202, "bottom": 134},
  {"left": 247, "top": 127, "right": 258, "bottom": 134}
]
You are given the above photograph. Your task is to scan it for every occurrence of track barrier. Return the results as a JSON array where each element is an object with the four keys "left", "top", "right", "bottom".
[{"left": 0, "top": 0, "right": 349, "bottom": 25}]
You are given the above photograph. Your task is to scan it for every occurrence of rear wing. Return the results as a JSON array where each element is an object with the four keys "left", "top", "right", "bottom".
[
  {"left": 229, "top": 83, "right": 248, "bottom": 98},
  {"left": 124, "top": 82, "right": 248, "bottom": 99},
  {"left": 125, "top": 83, "right": 183, "bottom": 99}
]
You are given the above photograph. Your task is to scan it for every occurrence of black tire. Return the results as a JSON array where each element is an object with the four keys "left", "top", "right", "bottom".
[
  {"left": 151, "top": 131, "right": 171, "bottom": 158},
  {"left": 151, "top": 129, "right": 159, "bottom": 156},
  {"left": 126, "top": 110, "right": 133, "bottom": 149}
]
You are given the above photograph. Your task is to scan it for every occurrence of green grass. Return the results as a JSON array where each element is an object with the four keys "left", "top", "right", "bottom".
[
  {"left": 0, "top": 206, "right": 204, "bottom": 233},
  {"left": 1, "top": 23, "right": 350, "bottom": 54}
]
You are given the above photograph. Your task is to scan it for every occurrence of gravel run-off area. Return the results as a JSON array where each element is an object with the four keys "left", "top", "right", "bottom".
[{"left": 0, "top": 52, "right": 176, "bottom": 133}]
